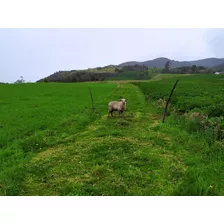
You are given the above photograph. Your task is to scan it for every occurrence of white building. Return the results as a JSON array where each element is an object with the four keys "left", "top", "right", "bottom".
[{"left": 214, "top": 72, "right": 224, "bottom": 75}]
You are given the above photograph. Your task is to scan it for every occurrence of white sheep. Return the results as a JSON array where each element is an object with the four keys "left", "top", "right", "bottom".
[{"left": 108, "top": 98, "right": 127, "bottom": 117}]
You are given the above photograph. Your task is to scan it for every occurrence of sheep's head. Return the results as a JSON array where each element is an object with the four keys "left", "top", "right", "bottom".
[{"left": 120, "top": 98, "right": 127, "bottom": 105}]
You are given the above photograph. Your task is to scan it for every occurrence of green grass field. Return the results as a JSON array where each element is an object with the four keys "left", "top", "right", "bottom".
[{"left": 0, "top": 74, "right": 223, "bottom": 195}]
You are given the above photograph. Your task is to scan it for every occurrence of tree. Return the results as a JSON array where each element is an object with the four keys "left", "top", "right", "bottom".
[
  {"left": 179, "top": 66, "right": 191, "bottom": 74},
  {"left": 14, "top": 76, "right": 25, "bottom": 84},
  {"left": 139, "top": 73, "right": 144, "bottom": 80},
  {"left": 191, "top": 65, "right": 197, "bottom": 73},
  {"left": 198, "top": 66, "right": 205, "bottom": 70},
  {"left": 90, "top": 75, "right": 95, "bottom": 81},
  {"left": 163, "top": 60, "right": 171, "bottom": 73}
]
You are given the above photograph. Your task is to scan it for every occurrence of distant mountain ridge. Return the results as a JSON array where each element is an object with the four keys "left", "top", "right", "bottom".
[
  {"left": 37, "top": 57, "right": 224, "bottom": 83},
  {"left": 119, "top": 57, "right": 224, "bottom": 68}
]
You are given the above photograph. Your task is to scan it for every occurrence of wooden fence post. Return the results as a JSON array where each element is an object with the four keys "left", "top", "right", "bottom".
[
  {"left": 162, "top": 79, "right": 179, "bottom": 123},
  {"left": 88, "top": 87, "right": 95, "bottom": 112}
]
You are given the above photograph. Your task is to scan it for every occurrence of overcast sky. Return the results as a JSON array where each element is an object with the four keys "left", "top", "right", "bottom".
[{"left": 0, "top": 28, "right": 224, "bottom": 83}]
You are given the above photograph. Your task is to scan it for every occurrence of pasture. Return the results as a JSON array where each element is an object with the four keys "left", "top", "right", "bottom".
[{"left": 0, "top": 74, "right": 223, "bottom": 195}]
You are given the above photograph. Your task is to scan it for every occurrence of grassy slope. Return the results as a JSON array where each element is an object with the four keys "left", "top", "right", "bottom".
[{"left": 0, "top": 76, "right": 223, "bottom": 195}]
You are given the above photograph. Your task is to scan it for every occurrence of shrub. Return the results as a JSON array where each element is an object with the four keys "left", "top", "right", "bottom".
[{"left": 207, "top": 102, "right": 224, "bottom": 117}]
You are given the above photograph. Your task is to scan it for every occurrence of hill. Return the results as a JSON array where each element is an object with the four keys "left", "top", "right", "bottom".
[
  {"left": 213, "top": 62, "right": 224, "bottom": 70},
  {"left": 37, "top": 65, "right": 149, "bottom": 83},
  {"left": 119, "top": 57, "right": 224, "bottom": 68},
  {"left": 37, "top": 57, "right": 224, "bottom": 83}
]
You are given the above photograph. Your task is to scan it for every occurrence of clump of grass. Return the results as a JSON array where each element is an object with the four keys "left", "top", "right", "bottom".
[{"left": 115, "top": 119, "right": 130, "bottom": 127}]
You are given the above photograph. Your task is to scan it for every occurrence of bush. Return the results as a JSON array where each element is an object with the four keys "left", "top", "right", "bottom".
[{"left": 207, "top": 102, "right": 224, "bottom": 117}]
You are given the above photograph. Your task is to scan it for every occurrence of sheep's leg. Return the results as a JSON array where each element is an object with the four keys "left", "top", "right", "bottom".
[
  {"left": 111, "top": 111, "right": 114, "bottom": 117},
  {"left": 119, "top": 110, "right": 124, "bottom": 117},
  {"left": 108, "top": 110, "right": 113, "bottom": 118}
]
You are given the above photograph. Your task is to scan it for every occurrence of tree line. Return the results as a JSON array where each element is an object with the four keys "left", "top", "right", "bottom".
[
  {"left": 162, "top": 60, "right": 215, "bottom": 74},
  {"left": 37, "top": 65, "right": 149, "bottom": 83}
]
